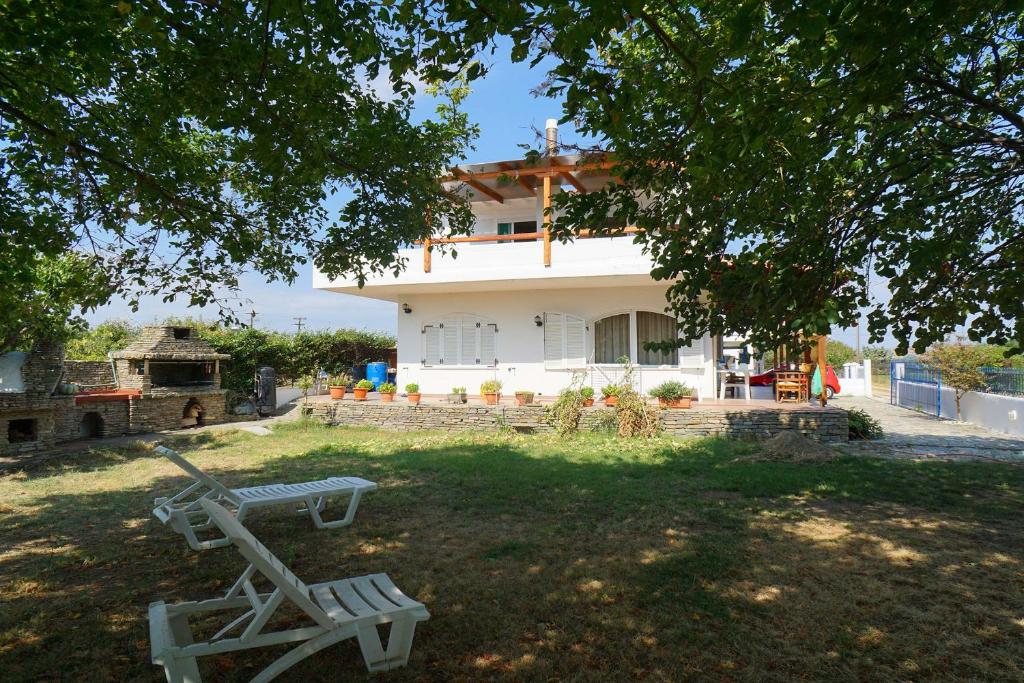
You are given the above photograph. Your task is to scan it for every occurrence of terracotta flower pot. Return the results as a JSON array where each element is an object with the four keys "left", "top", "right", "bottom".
[
  {"left": 353, "top": 388, "right": 369, "bottom": 401},
  {"left": 658, "top": 396, "right": 693, "bottom": 409},
  {"left": 603, "top": 396, "right": 618, "bottom": 407},
  {"left": 408, "top": 392, "right": 421, "bottom": 405},
  {"left": 583, "top": 398, "right": 595, "bottom": 407},
  {"left": 514, "top": 393, "right": 534, "bottom": 406},
  {"left": 380, "top": 392, "right": 395, "bottom": 402},
  {"left": 483, "top": 392, "right": 499, "bottom": 406},
  {"left": 329, "top": 386, "right": 346, "bottom": 400}
]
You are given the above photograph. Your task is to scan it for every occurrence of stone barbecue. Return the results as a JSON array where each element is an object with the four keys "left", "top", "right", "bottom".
[{"left": 0, "top": 326, "right": 232, "bottom": 458}]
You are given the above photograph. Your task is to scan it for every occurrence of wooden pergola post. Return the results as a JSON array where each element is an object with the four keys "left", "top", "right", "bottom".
[
  {"left": 423, "top": 236, "right": 431, "bottom": 273},
  {"left": 542, "top": 174, "right": 552, "bottom": 267}
]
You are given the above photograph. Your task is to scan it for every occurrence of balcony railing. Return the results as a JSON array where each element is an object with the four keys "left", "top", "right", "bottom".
[{"left": 417, "top": 227, "right": 642, "bottom": 273}]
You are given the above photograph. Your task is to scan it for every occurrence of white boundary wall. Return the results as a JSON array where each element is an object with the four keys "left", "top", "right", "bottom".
[{"left": 936, "top": 385, "right": 1024, "bottom": 437}]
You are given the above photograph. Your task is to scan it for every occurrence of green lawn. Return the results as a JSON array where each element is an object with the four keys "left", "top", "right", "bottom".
[{"left": 2, "top": 423, "right": 1023, "bottom": 681}]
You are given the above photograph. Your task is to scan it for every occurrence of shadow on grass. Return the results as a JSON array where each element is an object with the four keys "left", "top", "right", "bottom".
[{"left": 0, "top": 428, "right": 1022, "bottom": 680}]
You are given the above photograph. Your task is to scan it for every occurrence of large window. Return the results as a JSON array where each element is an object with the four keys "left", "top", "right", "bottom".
[
  {"left": 422, "top": 315, "right": 497, "bottom": 366},
  {"left": 636, "top": 312, "right": 679, "bottom": 365},
  {"left": 593, "top": 314, "right": 630, "bottom": 364},
  {"left": 543, "top": 312, "right": 586, "bottom": 369}
]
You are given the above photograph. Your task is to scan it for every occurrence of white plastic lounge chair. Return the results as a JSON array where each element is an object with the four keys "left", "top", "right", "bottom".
[
  {"left": 152, "top": 446, "right": 376, "bottom": 550},
  {"left": 150, "top": 497, "right": 429, "bottom": 683}
]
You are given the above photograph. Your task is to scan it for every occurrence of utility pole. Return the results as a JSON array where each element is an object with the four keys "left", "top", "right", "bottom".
[
  {"left": 293, "top": 316, "right": 306, "bottom": 334},
  {"left": 855, "top": 319, "right": 861, "bottom": 355},
  {"left": 248, "top": 309, "right": 258, "bottom": 328}
]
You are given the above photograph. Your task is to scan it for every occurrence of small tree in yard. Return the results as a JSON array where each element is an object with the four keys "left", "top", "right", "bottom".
[{"left": 922, "top": 342, "right": 1005, "bottom": 420}]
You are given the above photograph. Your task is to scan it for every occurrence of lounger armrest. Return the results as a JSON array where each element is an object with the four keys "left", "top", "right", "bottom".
[{"left": 149, "top": 601, "right": 175, "bottom": 664}]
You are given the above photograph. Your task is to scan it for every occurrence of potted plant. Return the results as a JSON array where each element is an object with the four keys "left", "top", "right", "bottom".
[
  {"left": 649, "top": 380, "right": 695, "bottom": 408},
  {"left": 378, "top": 382, "right": 397, "bottom": 402},
  {"left": 601, "top": 384, "right": 621, "bottom": 406},
  {"left": 480, "top": 379, "right": 503, "bottom": 405},
  {"left": 328, "top": 372, "right": 352, "bottom": 400},
  {"left": 447, "top": 386, "right": 467, "bottom": 404},
  {"left": 581, "top": 386, "right": 595, "bottom": 407},
  {"left": 406, "top": 382, "right": 421, "bottom": 405},
  {"left": 353, "top": 379, "right": 374, "bottom": 401},
  {"left": 514, "top": 390, "right": 534, "bottom": 406}
]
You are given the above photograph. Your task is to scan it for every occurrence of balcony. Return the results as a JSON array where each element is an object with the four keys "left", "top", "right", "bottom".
[{"left": 313, "top": 230, "right": 656, "bottom": 300}]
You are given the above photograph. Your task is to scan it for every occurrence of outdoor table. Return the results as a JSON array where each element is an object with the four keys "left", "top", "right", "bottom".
[{"left": 716, "top": 367, "right": 752, "bottom": 402}]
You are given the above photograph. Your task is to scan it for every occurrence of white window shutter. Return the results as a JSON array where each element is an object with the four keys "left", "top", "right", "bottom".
[
  {"left": 565, "top": 314, "right": 586, "bottom": 368},
  {"left": 461, "top": 319, "right": 478, "bottom": 365},
  {"left": 422, "top": 325, "right": 440, "bottom": 365},
  {"left": 679, "top": 336, "right": 704, "bottom": 367},
  {"left": 442, "top": 320, "right": 459, "bottom": 365},
  {"left": 544, "top": 312, "right": 565, "bottom": 369},
  {"left": 480, "top": 324, "right": 497, "bottom": 366}
]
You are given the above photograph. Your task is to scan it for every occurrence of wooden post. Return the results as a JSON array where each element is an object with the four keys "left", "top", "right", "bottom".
[
  {"left": 423, "top": 236, "right": 432, "bottom": 273},
  {"left": 542, "top": 174, "right": 552, "bottom": 267},
  {"left": 816, "top": 334, "right": 827, "bottom": 406}
]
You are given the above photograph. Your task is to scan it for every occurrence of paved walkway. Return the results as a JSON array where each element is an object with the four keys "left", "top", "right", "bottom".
[{"left": 833, "top": 395, "right": 1024, "bottom": 463}]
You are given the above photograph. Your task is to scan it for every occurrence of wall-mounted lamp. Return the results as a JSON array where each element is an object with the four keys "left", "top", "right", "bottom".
[
  {"left": 402, "top": 303, "right": 412, "bottom": 314},
  {"left": 534, "top": 315, "right": 543, "bottom": 327}
]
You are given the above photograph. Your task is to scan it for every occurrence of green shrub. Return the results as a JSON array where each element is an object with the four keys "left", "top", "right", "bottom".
[
  {"left": 480, "top": 379, "right": 503, "bottom": 393},
  {"left": 378, "top": 382, "right": 397, "bottom": 394},
  {"left": 355, "top": 379, "right": 375, "bottom": 390},
  {"left": 64, "top": 320, "right": 140, "bottom": 360},
  {"left": 847, "top": 408, "right": 883, "bottom": 440},
  {"left": 328, "top": 373, "right": 352, "bottom": 387},
  {"left": 580, "top": 386, "right": 595, "bottom": 399},
  {"left": 451, "top": 386, "right": 467, "bottom": 394},
  {"left": 648, "top": 380, "right": 693, "bottom": 401},
  {"left": 405, "top": 383, "right": 420, "bottom": 393}
]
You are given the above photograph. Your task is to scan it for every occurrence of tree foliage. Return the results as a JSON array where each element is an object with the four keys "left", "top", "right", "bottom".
[
  {"left": 0, "top": 1, "right": 479, "bottom": 350},
  {"left": 922, "top": 340, "right": 1006, "bottom": 418},
  {"left": 64, "top": 319, "right": 140, "bottom": 361},
  {"left": 826, "top": 340, "right": 858, "bottom": 368},
  {"left": 447, "top": 1, "right": 1024, "bottom": 356}
]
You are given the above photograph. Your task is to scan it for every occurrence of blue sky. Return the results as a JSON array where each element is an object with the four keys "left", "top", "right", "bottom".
[{"left": 85, "top": 48, "right": 880, "bottom": 349}]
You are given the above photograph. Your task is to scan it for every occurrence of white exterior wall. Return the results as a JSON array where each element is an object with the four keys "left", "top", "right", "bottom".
[
  {"left": 395, "top": 286, "right": 715, "bottom": 399},
  {"left": 936, "top": 386, "right": 1024, "bottom": 437}
]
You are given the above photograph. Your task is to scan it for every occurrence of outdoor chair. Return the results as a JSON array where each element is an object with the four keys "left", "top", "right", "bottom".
[
  {"left": 149, "top": 497, "right": 430, "bottom": 683},
  {"left": 775, "top": 371, "right": 807, "bottom": 403},
  {"left": 152, "top": 446, "right": 376, "bottom": 551}
]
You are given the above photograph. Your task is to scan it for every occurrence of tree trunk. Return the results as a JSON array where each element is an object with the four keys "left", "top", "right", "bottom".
[{"left": 955, "top": 391, "right": 962, "bottom": 421}]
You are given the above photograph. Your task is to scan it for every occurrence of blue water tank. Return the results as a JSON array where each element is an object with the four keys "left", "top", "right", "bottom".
[
  {"left": 350, "top": 364, "right": 366, "bottom": 382},
  {"left": 366, "top": 362, "right": 388, "bottom": 389}
]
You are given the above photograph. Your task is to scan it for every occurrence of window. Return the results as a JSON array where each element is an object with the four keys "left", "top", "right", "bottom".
[
  {"left": 594, "top": 314, "right": 630, "bottom": 364},
  {"left": 544, "top": 312, "right": 586, "bottom": 369},
  {"left": 422, "top": 315, "right": 497, "bottom": 366},
  {"left": 636, "top": 312, "right": 679, "bottom": 365}
]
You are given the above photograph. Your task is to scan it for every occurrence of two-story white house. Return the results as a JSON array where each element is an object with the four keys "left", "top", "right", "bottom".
[{"left": 314, "top": 121, "right": 724, "bottom": 399}]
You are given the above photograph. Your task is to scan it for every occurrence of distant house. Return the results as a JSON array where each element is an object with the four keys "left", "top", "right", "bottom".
[{"left": 315, "top": 121, "right": 742, "bottom": 399}]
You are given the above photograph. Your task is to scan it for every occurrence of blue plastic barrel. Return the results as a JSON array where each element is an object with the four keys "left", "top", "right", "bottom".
[{"left": 366, "top": 362, "right": 388, "bottom": 389}]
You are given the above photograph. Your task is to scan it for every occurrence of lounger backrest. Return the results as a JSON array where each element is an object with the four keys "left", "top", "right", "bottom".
[
  {"left": 199, "top": 498, "right": 335, "bottom": 630},
  {"left": 155, "top": 446, "right": 241, "bottom": 504}
]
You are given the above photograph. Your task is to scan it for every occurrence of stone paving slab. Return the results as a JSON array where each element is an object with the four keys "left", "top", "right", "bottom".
[{"left": 834, "top": 395, "right": 1024, "bottom": 463}]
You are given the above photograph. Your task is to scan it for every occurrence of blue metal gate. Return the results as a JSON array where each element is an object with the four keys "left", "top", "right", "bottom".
[{"left": 890, "top": 361, "right": 941, "bottom": 416}]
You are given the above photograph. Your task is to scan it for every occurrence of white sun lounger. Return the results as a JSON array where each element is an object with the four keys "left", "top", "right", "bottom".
[
  {"left": 150, "top": 497, "right": 429, "bottom": 683},
  {"left": 152, "top": 446, "right": 376, "bottom": 551}
]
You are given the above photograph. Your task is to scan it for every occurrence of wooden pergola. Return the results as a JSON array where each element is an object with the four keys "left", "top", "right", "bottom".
[{"left": 424, "top": 155, "right": 621, "bottom": 271}]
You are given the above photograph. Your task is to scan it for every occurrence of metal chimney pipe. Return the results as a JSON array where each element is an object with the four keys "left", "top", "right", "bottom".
[{"left": 545, "top": 118, "right": 558, "bottom": 154}]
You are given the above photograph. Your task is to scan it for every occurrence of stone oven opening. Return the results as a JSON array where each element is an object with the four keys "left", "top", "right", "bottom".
[
  {"left": 182, "top": 398, "right": 205, "bottom": 428},
  {"left": 80, "top": 412, "right": 104, "bottom": 439},
  {"left": 172, "top": 327, "right": 191, "bottom": 340},
  {"left": 150, "top": 361, "right": 216, "bottom": 389},
  {"left": 8, "top": 418, "right": 38, "bottom": 443}
]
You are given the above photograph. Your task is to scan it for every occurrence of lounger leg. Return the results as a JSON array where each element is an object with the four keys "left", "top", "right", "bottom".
[
  {"left": 357, "top": 616, "right": 420, "bottom": 672},
  {"left": 162, "top": 613, "right": 203, "bottom": 682},
  {"left": 249, "top": 629, "right": 351, "bottom": 683},
  {"left": 308, "top": 490, "right": 365, "bottom": 530}
]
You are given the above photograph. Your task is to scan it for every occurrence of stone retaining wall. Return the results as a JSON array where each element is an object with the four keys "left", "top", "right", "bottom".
[
  {"left": 307, "top": 401, "right": 848, "bottom": 442},
  {"left": 129, "top": 390, "right": 227, "bottom": 433}
]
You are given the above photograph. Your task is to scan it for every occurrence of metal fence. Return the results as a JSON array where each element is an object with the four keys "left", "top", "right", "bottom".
[
  {"left": 890, "top": 361, "right": 941, "bottom": 416},
  {"left": 981, "top": 367, "right": 1024, "bottom": 396}
]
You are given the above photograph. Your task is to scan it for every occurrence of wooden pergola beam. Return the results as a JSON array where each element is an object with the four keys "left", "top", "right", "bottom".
[
  {"left": 561, "top": 171, "right": 587, "bottom": 193},
  {"left": 497, "top": 162, "right": 536, "bottom": 192},
  {"left": 440, "top": 160, "right": 617, "bottom": 183},
  {"left": 450, "top": 167, "right": 505, "bottom": 203}
]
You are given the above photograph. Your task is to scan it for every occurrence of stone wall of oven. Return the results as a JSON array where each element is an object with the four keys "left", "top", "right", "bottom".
[
  {"left": 63, "top": 361, "right": 116, "bottom": 389},
  {"left": 128, "top": 389, "right": 227, "bottom": 433},
  {"left": 306, "top": 401, "right": 849, "bottom": 443}
]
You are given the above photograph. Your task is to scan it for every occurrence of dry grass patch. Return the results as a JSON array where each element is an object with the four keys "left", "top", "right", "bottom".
[{"left": 1, "top": 422, "right": 1022, "bottom": 681}]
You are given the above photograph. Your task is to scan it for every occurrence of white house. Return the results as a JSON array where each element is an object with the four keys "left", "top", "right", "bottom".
[{"left": 314, "top": 121, "right": 731, "bottom": 400}]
